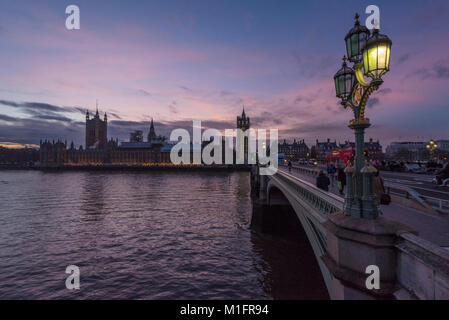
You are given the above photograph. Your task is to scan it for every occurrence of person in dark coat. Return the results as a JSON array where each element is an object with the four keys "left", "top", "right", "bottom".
[
  {"left": 316, "top": 170, "right": 330, "bottom": 191},
  {"left": 374, "top": 170, "right": 385, "bottom": 204},
  {"left": 337, "top": 167, "right": 346, "bottom": 195}
]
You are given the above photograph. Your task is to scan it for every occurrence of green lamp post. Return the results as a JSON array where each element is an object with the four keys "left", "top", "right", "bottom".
[{"left": 333, "top": 13, "right": 392, "bottom": 219}]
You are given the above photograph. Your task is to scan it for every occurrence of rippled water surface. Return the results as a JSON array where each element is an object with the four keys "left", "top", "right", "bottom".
[{"left": 0, "top": 170, "right": 327, "bottom": 299}]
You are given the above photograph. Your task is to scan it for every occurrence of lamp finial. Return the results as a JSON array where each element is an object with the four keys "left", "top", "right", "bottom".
[{"left": 355, "top": 13, "right": 360, "bottom": 25}]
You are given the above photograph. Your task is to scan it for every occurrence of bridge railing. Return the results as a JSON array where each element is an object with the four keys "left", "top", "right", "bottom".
[
  {"left": 281, "top": 164, "right": 448, "bottom": 213},
  {"left": 280, "top": 163, "right": 321, "bottom": 177},
  {"left": 385, "top": 183, "right": 449, "bottom": 213},
  {"left": 274, "top": 168, "right": 344, "bottom": 217}
]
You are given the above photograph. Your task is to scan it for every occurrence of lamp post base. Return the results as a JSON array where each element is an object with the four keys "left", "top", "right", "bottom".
[
  {"left": 322, "top": 211, "right": 414, "bottom": 299},
  {"left": 345, "top": 120, "right": 374, "bottom": 219}
]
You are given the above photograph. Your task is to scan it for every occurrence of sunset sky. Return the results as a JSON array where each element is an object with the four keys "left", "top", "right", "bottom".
[{"left": 0, "top": 0, "right": 448, "bottom": 149}]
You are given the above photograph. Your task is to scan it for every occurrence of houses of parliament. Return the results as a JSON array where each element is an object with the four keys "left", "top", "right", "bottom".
[
  {"left": 39, "top": 107, "right": 250, "bottom": 167},
  {"left": 40, "top": 107, "right": 171, "bottom": 166}
]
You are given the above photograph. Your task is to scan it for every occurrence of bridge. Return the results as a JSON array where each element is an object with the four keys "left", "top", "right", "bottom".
[{"left": 251, "top": 165, "right": 449, "bottom": 300}]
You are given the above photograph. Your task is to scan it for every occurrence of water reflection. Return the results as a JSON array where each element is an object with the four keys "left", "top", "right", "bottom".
[
  {"left": 249, "top": 194, "right": 330, "bottom": 299},
  {"left": 0, "top": 170, "right": 328, "bottom": 299},
  {"left": 81, "top": 173, "right": 107, "bottom": 220}
]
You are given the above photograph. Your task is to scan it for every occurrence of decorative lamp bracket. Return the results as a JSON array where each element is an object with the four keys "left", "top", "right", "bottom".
[{"left": 354, "top": 62, "right": 370, "bottom": 87}]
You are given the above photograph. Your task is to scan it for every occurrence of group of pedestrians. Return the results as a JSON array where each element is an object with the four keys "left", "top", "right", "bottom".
[
  {"left": 316, "top": 163, "right": 346, "bottom": 195},
  {"left": 286, "top": 159, "right": 388, "bottom": 204},
  {"left": 315, "top": 162, "right": 388, "bottom": 204}
]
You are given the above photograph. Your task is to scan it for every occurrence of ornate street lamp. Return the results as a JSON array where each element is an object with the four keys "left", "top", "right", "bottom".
[
  {"left": 333, "top": 13, "right": 392, "bottom": 219},
  {"left": 426, "top": 140, "right": 438, "bottom": 160}
]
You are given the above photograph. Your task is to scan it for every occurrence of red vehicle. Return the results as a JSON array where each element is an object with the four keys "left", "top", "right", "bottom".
[{"left": 326, "top": 148, "right": 354, "bottom": 165}]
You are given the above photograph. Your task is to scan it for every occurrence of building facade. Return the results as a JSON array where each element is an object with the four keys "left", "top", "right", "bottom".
[
  {"left": 308, "top": 138, "right": 383, "bottom": 163},
  {"left": 385, "top": 140, "right": 449, "bottom": 162},
  {"left": 385, "top": 141, "right": 427, "bottom": 161},
  {"left": 314, "top": 139, "right": 338, "bottom": 162},
  {"left": 39, "top": 109, "right": 250, "bottom": 167},
  {"left": 278, "top": 139, "right": 310, "bottom": 160},
  {"left": 85, "top": 109, "right": 107, "bottom": 149},
  {"left": 436, "top": 140, "right": 449, "bottom": 152},
  {"left": 0, "top": 146, "right": 39, "bottom": 165},
  {"left": 339, "top": 138, "right": 383, "bottom": 160},
  {"left": 40, "top": 111, "right": 170, "bottom": 167}
]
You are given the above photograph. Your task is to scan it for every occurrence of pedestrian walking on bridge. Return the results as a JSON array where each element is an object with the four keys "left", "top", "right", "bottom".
[
  {"left": 327, "top": 162, "right": 336, "bottom": 186},
  {"left": 337, "top": 166, "right": 346, "bottom": 195},
  {"left": 316, "top": 170, "right": 330, "bottom": 192}
]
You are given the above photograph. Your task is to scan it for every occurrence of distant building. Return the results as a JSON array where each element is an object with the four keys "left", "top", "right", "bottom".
[
  {"left": 40, "top": 108, "right": 253, "bottom": 167},
  {"left": 147, "top": 118, "right": 166, "bottom": 143},
  {"left": 315, "top": 139, "right": 338, "bottom": 162},
  {"left": 0, "top": 146, "right": 39, "bottom": 165},
  {"left": 385, "top": 141, "right": 427, "bottom": 161},
  {"left": 339, "top": 138, "right": 383, "bottom": 160},
  {"left": 85, "top": 108, "right": 107, "bottom": 149},
  {"left": 436, "top": 140, "right": 449, "bottom": 151},
  {"left": 40, "top": 108, "right": 170, "bottom": 167},
  {"left": 236, "top": 107, "right": 250, "bottom": 131},
  {"left": 278, "top": 139, "right": 309, "bottom": 160},
  {"left": 309, "top": 138, "right": 383, "bottom": 163},
  {"left": 436, "top": 140, "right": 449, "bottom": 162},
  {"left": 236, "top": 107, "right": 250, "bottom": 163},
  {"left": 385, "top": 140, "right": 449, "bottom": 162},
  {"left": 129, "top": 130, "right": 143, "bottom": 143}
]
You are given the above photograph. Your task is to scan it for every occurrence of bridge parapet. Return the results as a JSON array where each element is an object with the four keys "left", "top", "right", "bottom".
[
  {"left": 274, "top": 170, "right": 342, "bottom": 216},
  {"left": 396, "top": 232, "right": 449, "bottom": 299},
  {"left": 282, "top": 164, "right": 445, "bottom": 213}
]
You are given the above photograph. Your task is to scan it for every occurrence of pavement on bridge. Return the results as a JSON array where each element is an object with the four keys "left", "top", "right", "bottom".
[
  {"left": 298, "top": 164, "right": 449, "bottom": 201},
  {"left": 380, "top": 171, "right": 449, "bottom": 201},
  {"left": 278, "top": 166, "right": 449, "bottom": 248}
]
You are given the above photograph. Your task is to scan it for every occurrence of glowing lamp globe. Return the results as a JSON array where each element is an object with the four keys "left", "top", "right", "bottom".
[{"left": 362, "top": 29, "right": 392, "bottom": 81}]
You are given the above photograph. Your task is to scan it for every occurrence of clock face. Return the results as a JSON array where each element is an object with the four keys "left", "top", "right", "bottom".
[{"left": 352, "top": 83, "right": 364, "bottom": 107}]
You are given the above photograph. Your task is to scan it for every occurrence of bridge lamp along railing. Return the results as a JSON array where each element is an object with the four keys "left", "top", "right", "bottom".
[{"left": 333, "top": 13, "right": 392, "bottom": 219}]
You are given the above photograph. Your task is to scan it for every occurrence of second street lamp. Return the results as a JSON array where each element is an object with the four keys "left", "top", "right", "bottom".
[
  {"left": 334, "top": 56, "right": 354, "bottom": 100},
  {"left": 344, "top": 13, "right": 370, "bottom": 64},
  {"left": 333, "top": 13, "right": 392, "bottom": 219},
  {"left": 427, "top": 140, "right": 438, "bottom": 160}
]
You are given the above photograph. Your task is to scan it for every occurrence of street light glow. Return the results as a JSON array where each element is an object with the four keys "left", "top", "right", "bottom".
[{"left": 362, "top": 29, "right": 392, "bottom": 81}]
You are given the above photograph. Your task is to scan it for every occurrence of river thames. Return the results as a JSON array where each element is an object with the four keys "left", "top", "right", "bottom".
[{"left": 0, "top": 170, "right": 328, "bottom": 299}]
